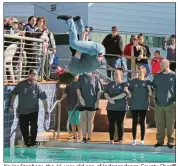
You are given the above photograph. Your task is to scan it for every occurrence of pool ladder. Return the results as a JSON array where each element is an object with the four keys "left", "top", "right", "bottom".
[{"left": 44, "top": 99, "right": 62, "bottom": 140}]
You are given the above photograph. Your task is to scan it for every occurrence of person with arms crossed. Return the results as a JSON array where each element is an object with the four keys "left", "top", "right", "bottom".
[{"left": 104, "top": 68, "right": 130, "bottom": 145}]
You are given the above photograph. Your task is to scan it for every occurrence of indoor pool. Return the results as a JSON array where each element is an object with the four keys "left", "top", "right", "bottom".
[{"left": 4, "top": 147, "right": 175, "bottom": 162}]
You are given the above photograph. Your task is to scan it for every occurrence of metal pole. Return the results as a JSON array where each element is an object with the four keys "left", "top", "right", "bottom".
[
  {"left": 57, "top": 102, "right": 61, "bottom": 140},
  {"left": 19, "top": 39, "right": 23, "bottom": 80},
  {"left": 40, "top": 42, "right": 44, "bottom": 81}
]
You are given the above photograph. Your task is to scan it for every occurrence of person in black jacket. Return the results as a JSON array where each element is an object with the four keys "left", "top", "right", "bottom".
[
  {"left": 134, "top": 33, "right": 151, "bottom": 74},
  {"left": 102, "top": 26, "right": 123, "bottom": 78}
]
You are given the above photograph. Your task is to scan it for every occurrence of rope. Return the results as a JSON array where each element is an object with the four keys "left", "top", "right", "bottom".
[{"left": 30, "top": 3, "right": 59, "bottom": 16}]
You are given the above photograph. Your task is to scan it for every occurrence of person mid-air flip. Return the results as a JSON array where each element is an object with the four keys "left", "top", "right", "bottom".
[{"left": 57, "top": 15, "right": 105, "bottom": 75}]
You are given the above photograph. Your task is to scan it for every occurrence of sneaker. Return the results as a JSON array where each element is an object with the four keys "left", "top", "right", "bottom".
[
  {"left": 167, "top": 143, "right": 174, "bottom": 149},
  {"left": 84, "top": 26, "right": 93, "bottom": 34},
  {"left": 31, "top": 141, "right": 40, "bottom": 147},
  {"left": 154, "top": 143, "right": 163, "bottom": 147},
  {"left": 57, "top": 15, "right": 72, "bottom": 21},
  {"left": 25, "top": 143, "right": 31, "bottom": 147},
  {"left": 89, "top": 27, "right": 93, "bottom": 32},
  {"left": 132, "top": 140, "right": 137, "bottom": 145},
  {"left": 81, "top": 138, "right": 86, "bottom": 144},
  {"left": 109, "top": 140, "right": 114, "bottom": 144},
  {"left": 114, "top": 139, "right": 119, "bottom": 143},
  {"left": 140, "top": 140, "right": 144, "bottom": 145},
  {"left": 118, "top": 140, "right": 123, "bottom": 145},
  {"left": 73, "top": 16, "right": 81, "bottom": 21},
  {"left": 86, "top": 138, "right": 91, "bottom": 144},
  {"left": 68, "top": 135, "right": 75, "bottom": 140}
]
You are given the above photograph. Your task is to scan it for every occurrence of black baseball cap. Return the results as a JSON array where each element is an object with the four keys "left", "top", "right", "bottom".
[
  {"left": 171, "top": 34, "right": 176, "bottom": 39},
  {"left": 28, "top": 69, "right": 37, "bottom": 75}
]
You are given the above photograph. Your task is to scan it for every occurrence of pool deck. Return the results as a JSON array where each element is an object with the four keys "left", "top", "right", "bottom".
[
  {"left": 37, "top": 128, "right": 175, "bottom": 146},
  {"left": 15, "top": 129, "right": 175, "bottom": 154}
]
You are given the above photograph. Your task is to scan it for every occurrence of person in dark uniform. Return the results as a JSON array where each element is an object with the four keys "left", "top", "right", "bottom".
[
  {"left": 8, "top": 69, "right": 49, "bottom": 147},
  {"left": 104, "top": 68, "right": 129, "bottom": 145},
  {"left": 129, "top": 66, "right": 152, "bottom": 145}
]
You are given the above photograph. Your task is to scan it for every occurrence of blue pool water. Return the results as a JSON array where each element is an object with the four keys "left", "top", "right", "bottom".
[{"left": 4, "top": 147, "right": 175, "bottom": 162}]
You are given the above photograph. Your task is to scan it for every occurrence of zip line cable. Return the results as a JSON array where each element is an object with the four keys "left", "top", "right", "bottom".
[
  {"left": 30, "top": 3, "right": 170, "bottom": 36},
  {"left": 30, "top": 3, "right": 59, "bottom": 16}
]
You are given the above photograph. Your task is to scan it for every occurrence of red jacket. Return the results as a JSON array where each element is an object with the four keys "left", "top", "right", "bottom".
[
  {"left": 124, "top": 43, "right": 133, "bottom": 57},
  {"left": 151, "top": 56, "right": 163, "bottom": 74}
]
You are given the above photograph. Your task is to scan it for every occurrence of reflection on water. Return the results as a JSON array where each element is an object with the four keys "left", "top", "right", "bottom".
[{"left": 4, "top": 147, "right": 175, "bottom": 163}]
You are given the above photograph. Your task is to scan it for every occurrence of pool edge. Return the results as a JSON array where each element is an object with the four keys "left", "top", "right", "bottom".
[{"left": 39, "top": 141, "right": 175, "bottom": 154}]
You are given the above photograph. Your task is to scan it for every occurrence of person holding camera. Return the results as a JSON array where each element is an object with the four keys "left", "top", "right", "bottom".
[{"left": 163, "top": 35, "right": 176, "bottom": 72}]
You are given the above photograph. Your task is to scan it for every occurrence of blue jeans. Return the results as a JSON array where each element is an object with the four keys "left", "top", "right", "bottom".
[{"left": 66, "top": 18, "right": 105, "bottom": 56}]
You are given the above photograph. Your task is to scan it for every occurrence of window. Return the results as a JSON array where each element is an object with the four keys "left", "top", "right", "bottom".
[
  {"left": 90, "top": 32, "right": 107, "bottom": 43},
  {"left": 144, "top": 36, "right": 164, "bottom": 48},
  {"left": 54, "top": 34, "right": 69, "bottom": 45},
  {"left": 54, "top": 32, "right": 166, "bottom": 48}
]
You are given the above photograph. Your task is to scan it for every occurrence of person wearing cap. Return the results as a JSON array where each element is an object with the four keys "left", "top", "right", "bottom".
[
  {"left": 104, "top": 68, "right": 130, "bottom": 145},
  {"left": 4, "top": 17, "right": 18, "bottom": 35},
  {"left": 163, "top": 35, "right": 176, "bottom": 71},
  {"left": 57, "top": 15, "right": 105, "bottom": 74},
  {"left": 124, "top": 35, "right": 138, "bottom": 79},
  {"left": 102, "top": 26, "right": 124, "bottom": 78},
  {"left": 8, "top": 69, "right": 49, "bottom": 147}
]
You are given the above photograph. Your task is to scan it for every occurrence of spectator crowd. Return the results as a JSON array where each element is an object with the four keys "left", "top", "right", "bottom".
[
  {"left": 4, "top": 16, "right": 56, "bottom": 82},
  {"left": 6, "top": 15, "right": 176, "bottom": 149}
]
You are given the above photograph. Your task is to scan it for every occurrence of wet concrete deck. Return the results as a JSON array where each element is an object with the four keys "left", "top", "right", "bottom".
[{"left": 37, "top": 129, "right": 176, "bottom": 146}]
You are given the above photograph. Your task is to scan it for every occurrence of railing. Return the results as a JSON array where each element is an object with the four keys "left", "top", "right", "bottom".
[
  {"left": 4, "top": 34, "right": 45, "bottom": 83},
  {"left": 43, "top": 99, "right": 64, "bottom": 140}
]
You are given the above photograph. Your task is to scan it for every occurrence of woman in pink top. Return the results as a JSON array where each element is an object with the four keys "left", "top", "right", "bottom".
[{"left": 151, "top": 50, "right": 163, "bottom": 74}]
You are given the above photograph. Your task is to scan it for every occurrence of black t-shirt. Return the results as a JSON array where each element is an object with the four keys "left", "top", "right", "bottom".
[{"left": 64, "top": 81, "right": 79, "bottom": 111}]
